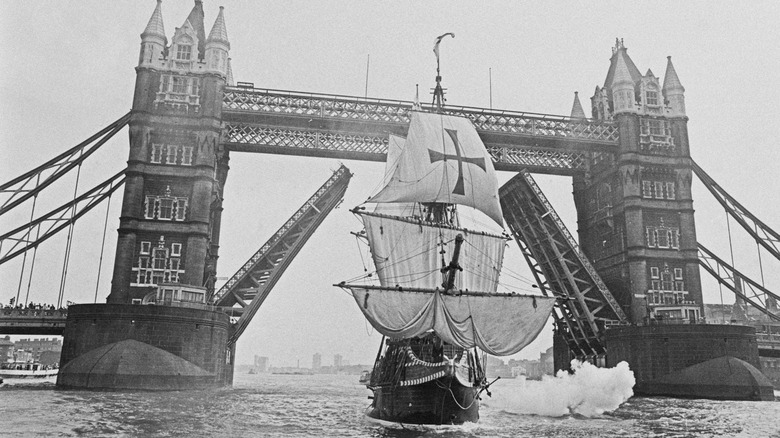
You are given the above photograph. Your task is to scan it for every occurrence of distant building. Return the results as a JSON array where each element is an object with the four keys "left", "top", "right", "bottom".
[
  {"left": 312, "top": 353, "right": 321, "bottom": 370},
  {"left": 254, "top": 355, "right": 268, "bottom": 373},
  {"left": 14, "top": 338, "right": 62, "bottom": 362},
  {"left": 14, "top": 349, "right": 32, "bottom": 363},
  {"left": 333, "top": 354, "right": 343, "bottom": 369},
  {"left": 0, "top": 336, "right": 14, "bottom": 363},
  {"left": 539, "top": 346, "right": 554, "bottom": 374},
  {"left": 39, "top": 350, "right": 60, "bottom": 366}
]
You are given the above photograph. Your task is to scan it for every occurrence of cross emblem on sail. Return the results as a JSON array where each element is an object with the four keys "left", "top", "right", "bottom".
[
  {"left": 369, "top": 112, "right": 503, "bottom": 225},
  {"left": 428, "top": 129, "right": 487, "bottom": 196}
]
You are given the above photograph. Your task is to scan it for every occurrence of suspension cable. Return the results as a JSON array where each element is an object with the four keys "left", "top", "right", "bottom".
[
  {"left": 716, "top": 263, "right": 725, "bottom": 323},
  {"left": 15, "top": 178, "right": 39, "bottom": 306},
  {"left": 94, "top": 191, "right": 113, "bottom": 303},
  {"left": 58, "top": 156, "right": 84, "bottom": 308},
  {"left": 755, "top": 223, "right": 766, "bottom": 287},
  {"left": 726, "top": 211, "right": 736, "bottom": 270}
]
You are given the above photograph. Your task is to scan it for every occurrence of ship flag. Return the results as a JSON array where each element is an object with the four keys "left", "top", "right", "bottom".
[{"left": 433, "top": 32, "right": 455, "bottom": 63}]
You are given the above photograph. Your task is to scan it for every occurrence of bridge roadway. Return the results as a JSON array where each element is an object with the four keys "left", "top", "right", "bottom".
[
  {"left": 0, "top": 308, "right": 67, "bottom": 335},
  {"left": 757, "top": 333, "right": 780, "bottom": 358},
  {"left": 221, "top": 86, "right": 620, "bottom": 176}
]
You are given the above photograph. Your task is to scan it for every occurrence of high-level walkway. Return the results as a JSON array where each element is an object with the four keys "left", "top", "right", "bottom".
[{"left": 222, "top": 86, "right": 619, "bottom": 175}]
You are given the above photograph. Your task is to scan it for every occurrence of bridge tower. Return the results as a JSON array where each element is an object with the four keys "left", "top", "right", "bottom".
[
  {"left": 58, "top": 1, "right": 235, "bottom": 390},
  {"left": 575, "top": 39, "right": 703, "bottom": 324},
  {"left": 108, "top": 0, "right": 232, "bottom": 303}
]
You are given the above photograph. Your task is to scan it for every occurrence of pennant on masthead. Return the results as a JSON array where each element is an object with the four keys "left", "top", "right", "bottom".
[{"left": 433, "top": 32, "right": 455, "bottom": 63}]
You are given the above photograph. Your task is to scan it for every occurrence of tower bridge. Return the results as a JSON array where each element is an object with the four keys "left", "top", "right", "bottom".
[{"left": 1, "top": 1, "right": 779, "bottom": 395}]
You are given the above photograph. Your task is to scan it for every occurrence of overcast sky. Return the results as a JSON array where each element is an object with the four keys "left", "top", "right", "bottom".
[{"left": 1, "top": 1, "right": 779, "bottom": 368}]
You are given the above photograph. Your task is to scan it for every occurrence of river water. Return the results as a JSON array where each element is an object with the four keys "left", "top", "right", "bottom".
[{"left": 1, "top": 372, "right": 778, "bottom": 437}]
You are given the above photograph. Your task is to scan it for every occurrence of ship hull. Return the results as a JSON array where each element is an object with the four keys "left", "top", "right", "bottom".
[{"left": 367, "top": 377, "right": 479, "bottom": 425}]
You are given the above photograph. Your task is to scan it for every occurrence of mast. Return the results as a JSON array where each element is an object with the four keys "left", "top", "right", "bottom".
[
  {"left": 441, "top": 234, "right": 464, "bottom": 294},
  {"left": 428, "top": 32, "right": 455, "bottom": 225}
]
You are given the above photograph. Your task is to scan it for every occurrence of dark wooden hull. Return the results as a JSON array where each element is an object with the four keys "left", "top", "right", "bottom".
[{"left": 367, "top": 377, "right": 479, "bottom": 425}]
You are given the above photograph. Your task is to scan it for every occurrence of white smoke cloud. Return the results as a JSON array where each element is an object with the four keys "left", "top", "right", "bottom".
[{"left": 485, "top": 360, "right": 635, "bottom": 417}]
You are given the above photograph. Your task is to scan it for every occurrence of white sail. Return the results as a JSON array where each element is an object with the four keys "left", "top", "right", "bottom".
[
  {"left": 362, "top": 213, "right": 505, "bottom": 292},
  {"left": 373, "top": 134, "right": 418, "bottom": 217},
  {"left": 350, "top": 287, "right": 555, "bottom": 356},
  {"left": 369, "top": 112, "right": 503, "bottom": 226}
]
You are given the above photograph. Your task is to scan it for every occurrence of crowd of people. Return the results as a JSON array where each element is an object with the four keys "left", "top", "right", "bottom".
[{"left": 2, "top": 298, "right": 66, "bottom": 312}]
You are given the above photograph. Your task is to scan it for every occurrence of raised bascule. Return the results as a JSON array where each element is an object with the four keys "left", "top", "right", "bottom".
[{"left": 1, "top": 1, "right": 779, "bottom": 399}]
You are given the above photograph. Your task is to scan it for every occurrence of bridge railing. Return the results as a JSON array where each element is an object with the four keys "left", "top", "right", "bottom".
[
  {"left": 0, "top": 308, "right": 67, "bottom": 318},
  {"left": 223, "top": 86, "right": 619, "bottom": 144}
]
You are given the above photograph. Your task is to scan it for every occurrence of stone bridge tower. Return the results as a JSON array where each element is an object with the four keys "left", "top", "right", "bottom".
[
  {"left": 574, "top": 39, "right": 703, "bottom": 324},
  {"left": 108, "top": 0, "right": 231, "bottom": 303}
]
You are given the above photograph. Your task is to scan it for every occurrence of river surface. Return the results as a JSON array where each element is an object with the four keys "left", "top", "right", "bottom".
[{"left": 0, "top": 373, "right": 778, "bottom": 437}]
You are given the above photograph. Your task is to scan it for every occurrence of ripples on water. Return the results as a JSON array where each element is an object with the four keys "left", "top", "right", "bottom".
[{"left": 0, "top": 374, "right": 778, "bottom": 437}]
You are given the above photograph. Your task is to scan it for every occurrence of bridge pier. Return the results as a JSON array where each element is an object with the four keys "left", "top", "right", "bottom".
[{"left": 58, "top": 304, "right": 233, "bottom": 390}]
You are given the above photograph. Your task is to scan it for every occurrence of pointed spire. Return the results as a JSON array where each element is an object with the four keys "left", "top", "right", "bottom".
[
  {"left": 183, "top": 0, "right": 207, "bottom": 59},
  {"left": 207, "top": 6, "right": 230, "bottom": 48},
  {"left": 663, "top": 56, "right": 685, "bottom": 92},
  {"left": 570, "top": 92, "right": 586, "bottom": 120},
  {"left": 612, "top": 52, "right": 634, "bottom": 88},
  {"left": 226, "top": 58, "right": 234, "bottom": 86},
  {"left": 141, "top": 0, "right": 166, "bottom": 41}
]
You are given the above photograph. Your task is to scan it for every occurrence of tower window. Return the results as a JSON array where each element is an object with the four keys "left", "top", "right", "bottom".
[
  {"left": 646, "top": 226, "right": 680, "bottom": 249},
  {"left": 158, "top": 198, "right": 174, "bottom": 220},
  {"left": 654, "top": 182, "right": 664, "bottom": 199},
  {"left": 172, "top": 77, "right": 188, "bottom": 94},
  {"left": 642, "top": 181, "right": 653, "bottom": 198},
  {"left": 646, "top": 90, "right": 659, "bottom": 106},
  {"left": 181, "top": 146, "right": 194, "bottom": 165},
  {"left": 641, "top": 179, "right": 676, "bottom": 200},
  {"left": 144, "top": 195, "right": 189, "bottom": 221},
  {"left": 665, "top": 182, "right": 676, "bottom": 200},
  {"left": 132, "top": 237, "right": 185, "bottom": 286},
  {"left": 150, "top": 144, "right": 163, "bottom": 164},
  {"left": 649, "top": 120, "right": 663, "bottom": 136},
  {"left": 140, "top": 241, "right": 151, "bottom": 255},
  {"left": 165, "top": 145, "right": 178, "bottom": 165},
  {"left": 176, "top": 45, "right": 192, "bottom": 61}
]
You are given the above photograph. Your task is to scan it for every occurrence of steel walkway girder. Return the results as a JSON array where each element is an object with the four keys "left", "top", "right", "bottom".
[
  {"left": 222, "top": 123, "right": 592, "bottom": 175},
  {"left": 222, "top": 86, "right": 619, "bottom": 150},
  {"left": 212, "top": 164, "right": 352, "bottom": 344}
]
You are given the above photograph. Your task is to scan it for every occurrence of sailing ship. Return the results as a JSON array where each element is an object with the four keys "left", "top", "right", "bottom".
[{"left": 336, "top": 64, "right": 556, "bottom": 424}]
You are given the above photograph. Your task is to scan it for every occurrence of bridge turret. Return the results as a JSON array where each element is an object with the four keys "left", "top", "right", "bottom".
[
  {"left": 139, "top": 0, "right": 166, "bottom": 68},
  {"left": 610, "top": 47, "right": 637, "bottom": 114},
  {"left": 205, "top": 6, "right": 230, "bottom": 78},
  {"left": 663, "top": 56, "right": 686, "bottom": 117},
  {"left": 570, "top": 91, "right": 587, "bottom": 120}
]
